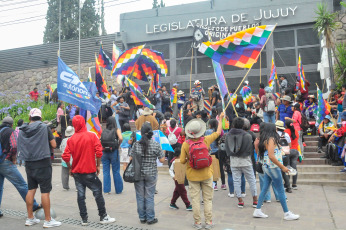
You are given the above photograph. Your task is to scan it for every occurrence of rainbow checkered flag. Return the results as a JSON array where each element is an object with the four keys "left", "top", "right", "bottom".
[
  {"left": 127, "top": 77, "right": 155, "bottom": 109},
  {"left": 199, "top": 25, "right": 275, "bottom": 68},
  {"left": 297, "top": 54, "right": 306, "bottom": 91},
  {"left": 268, "top": 56, "right": 277, "bottom": 88},
  {"left": 204, "top": 100, "right": 211, "bottom": 113},
  {"left": 240, "top": 86, "right": 252, "bottom": 105}
]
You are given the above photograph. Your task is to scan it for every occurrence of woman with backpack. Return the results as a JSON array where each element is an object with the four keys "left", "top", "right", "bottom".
[
  {"left": 101, "top": 117, "right": 123, "bottom": 194},
  {"left": 285, "top": 103, "right": 303, "bottom": 156},
  {"left": 260, "top": 87, "right": 276, "bottom": 123},
  {"left": 253, "top": 122, "right": 299, "bottom": 220},
  {"left": 284, "top": 120, "right": 300, "bottom": 190},
  {"left": 165, "top": 119, "right": 182, "bottom": 167},
  {"left": 235, "top": 96, "right": 247, "bottom": 118}
]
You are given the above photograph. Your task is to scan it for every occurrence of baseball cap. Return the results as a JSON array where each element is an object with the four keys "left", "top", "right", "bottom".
[
  {"left": 29, "top": 108, "right": 42, "bottom": 118},
  {"left": 2, "top": 116, "right": 13, "bottom": 125}
]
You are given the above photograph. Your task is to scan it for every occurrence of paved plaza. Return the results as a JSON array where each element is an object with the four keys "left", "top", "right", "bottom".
[{"left": 0, "top": 165, "right": 346, "bottom": 230}]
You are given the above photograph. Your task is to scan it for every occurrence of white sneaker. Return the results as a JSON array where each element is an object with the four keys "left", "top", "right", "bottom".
[
  {"left": 241, "top": 193, "right": 246, "bottom": 198},
  {"left": 25, "top": 217, "right": 40, "bottom": 226},
  {"left": 253, "top": 209, "right": 269, "bottom": 218},
  {"left": 227, "top": 193, "right": 235, "bottom": 198},
  {"left": 43, "top": 218, "right": 62, "bottom": 228},
  {"left": 284, "top": 211, "right": 300, "bottom": 220},
  {"left": 100, "top": 214, "right": 116, "bottom": 224},
  {"left": 264, "top": 200, "right": 271, "bottom": 203}
]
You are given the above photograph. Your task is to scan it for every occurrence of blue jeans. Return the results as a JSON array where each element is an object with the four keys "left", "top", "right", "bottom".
[
  {"left": 101, "top": 150, "right": 123, "bottom": 194},
  {"left": 227, "top": 172, "right": 245, "bottom": 194},
  {"left": 134, "top": 174, "right": 157, "bottom": 222},
  {"left": 0, "top": 160, "right": 39, "bottom": 209},
  {"left": 258, "top": 173, "right": 283, "bottom": 201},
  {"left": 162, "top": 103, "right": 169, "bottom": 114},
  {"left": 263, "top": 112, "right": 276, "bottom": 123},
  {"left": 257, "top": 166, "right": 289, "bottom": 212}
]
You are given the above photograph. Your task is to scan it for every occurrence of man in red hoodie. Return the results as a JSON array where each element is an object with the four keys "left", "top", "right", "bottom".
[{"left": 62, "top": 115, "right": 116, "bottom": 226}]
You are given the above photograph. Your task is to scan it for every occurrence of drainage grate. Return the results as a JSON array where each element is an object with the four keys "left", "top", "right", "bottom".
[{"left": 3, "top": 209, "right": 149, "bottom": 230}]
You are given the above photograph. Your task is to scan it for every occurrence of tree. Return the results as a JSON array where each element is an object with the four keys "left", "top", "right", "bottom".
[
  {"left": 152, "top": 0, "right": 164, "bottom": 8},
  {"left": 80, "top": 0, "right": 100, "bottom": 38},
  {"left": 159, "top": 0, "right": 165, "bottom": 7},
  {"left": 100, "top": 0, "right": 107, "bottom": 35},
  {"left": 314, "top": 3, "right": 345, "bottom": 82}
]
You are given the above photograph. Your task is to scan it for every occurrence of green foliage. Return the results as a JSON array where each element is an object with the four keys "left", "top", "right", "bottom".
[
  {"left": 313, "top": 3, "right": 337, "bottom": 47},
  {"left": 341, "top": 2, "right": 346, "bottom": 8},
  {"left": 152, "top": 0, "right": 164, "bottom": 8},
  {"left": 160, "top": 0, "right": 165, "bottom": 7},
  {"left": 335, "top": 43, "right": 346, "bottom": 83},
  {"left": 81, "top": 0, "right": 100, "bottom": 38},
  {"left": 100, "top": 0, "right": 107, "bottom": 35}
]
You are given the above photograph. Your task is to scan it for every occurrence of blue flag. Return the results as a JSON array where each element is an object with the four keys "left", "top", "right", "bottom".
[{"left": 57, "top": 57, "right": 101, "bottom": 114}]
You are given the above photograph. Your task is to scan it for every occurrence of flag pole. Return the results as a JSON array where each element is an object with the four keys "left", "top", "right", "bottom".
[
  {"left": 224, "top": 24, "right": 277, "bottom": 111},
  {"left": 259, "top": 53, "right": 262, "bottom": 83},
  {"left": 78, "top": 0, "right": 81, "bottom": 77},
  {"left": 190, "top": 48, "right": 194, "bottom": 94}
]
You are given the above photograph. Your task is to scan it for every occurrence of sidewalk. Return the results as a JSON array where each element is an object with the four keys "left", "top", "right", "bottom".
[{"left": 1, "top": 165, "right": 346, "bottom": 230}]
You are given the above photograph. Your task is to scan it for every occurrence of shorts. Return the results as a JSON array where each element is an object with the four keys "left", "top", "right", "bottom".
[
  {"left": 25, "top": 166, "right": 52, "bottom": 193},
  {"left": 120, "top": 148, "right": 130, "bottom": 163}
]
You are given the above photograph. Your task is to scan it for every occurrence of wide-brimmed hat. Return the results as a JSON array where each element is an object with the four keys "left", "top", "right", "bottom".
[
  {"left": 275, "top": 120, "right": 285, "bottom": 130},
  {"left": 264, "top": 86, "right": 272, "bottom": 93},
  {"left": 194, "top": 80, "right": 201, "bottom": 85},
  {"left": 185, "top": 119, "right": 206, "bottom": 139},
  {"left": 173, "top": 83, "right": 179, "bottom": 87},
  {"left": 177, "top": 90, "right": 184, "bottom": 95},
  {"left": 142, "top": 107, "right": 153, "bottom": 116},
  {"left": 280, "top": 95, "right": 292, "bottom": 102},
  {"left": 65, "top": 126, "right": 75, "bottom": 137}
]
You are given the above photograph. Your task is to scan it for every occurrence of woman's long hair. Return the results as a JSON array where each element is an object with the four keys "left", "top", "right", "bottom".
[
  {"left": 106, "top": 116, "right": 117, "bottom": 130},
  {"left": 293, "top": 103, "right": 301, "bottom": 112},
  {"left": 57, "top": 102, "right": 62, "bottom": 111},
  {"left": 170, "top": 119, "right": 177, "bottom": 129},
  {"left": 208, "top": 119, "right": 218, "bottom": 132},
  {"left": 258, "top": 122, "right": 280, "bottom": 158},
  {"left": 285, "top": 120, "right": 297, "bottom": 140},
  {"left": 139, "top": 122, "right": 154, "bottom": 156}
]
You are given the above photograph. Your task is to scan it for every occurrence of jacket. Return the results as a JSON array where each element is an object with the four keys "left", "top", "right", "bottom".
[
  {"left": 62, "top": 115, "right": 103, "bottom": 174},
  {"left": 135, "top": 115, "right": 159, "bottom": 130},
  {"left": 225, "top": 128, "right": 253, "bottom": 157},
  {"left": 0, "top": 124, "right": 16, "bottom": 161}
]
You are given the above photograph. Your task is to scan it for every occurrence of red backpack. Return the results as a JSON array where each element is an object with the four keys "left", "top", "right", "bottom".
[{"left": 186, "top": 137, "right": 212, "bottom": 169}]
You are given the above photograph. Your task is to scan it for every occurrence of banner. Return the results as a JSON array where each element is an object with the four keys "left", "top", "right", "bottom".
[{"left": 57, "top": 57, "right": 101, "bottom": 114}]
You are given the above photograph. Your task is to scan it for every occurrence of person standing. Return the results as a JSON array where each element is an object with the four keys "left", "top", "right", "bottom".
[
  {"left": 171, "top": 83, "right": 179, "bottom": 119},
  {"left": 120, "top": 123, "right": 132, "bottom": 171},
  {"left": 62, "top": 115, "right": 116, "bottom": 226},
  {"left": 191, "top": 80, "right": 205, "bottom": 112},
  {"left": 100, "top": 117, "right": 123, "bottom": 194},
  {"left": 259, "top": 83, "right": 265, "bottom": 100},
  {"left": 180, "top": 113, "right": 224, "bottom": 230},
  {"left": 115, "top": 96, "right": 130, "bottom": 131},
  {"left": 0, "top": 117, "right": 41, "bottom": 218},
  {"left": 17, "top": 109, "right": 61, "bottom": 227},
  {"left": 59, "top": 126, "right": 75, "bottom": 191},
  {"left": 155, "top": 88, "right": 163, "bottom": 113},
  {"left": 161, "top": 86, "right": 171, "bottom": 114},
  {"left": 277, "top": 96, "right": 293, "bottom": 123},
  {"left": 260, "top": 87, "right": 276, "bottom": 123},
  {"left": 44, "top": 84, "right": 51, "bottom": 104},
  {"left": 129, "top": 122, "right": 165, "bottom": 225},
  {"left": 29, "top": 88, "right": 39, "bottom": 102},
  {"left": 285, "top": 103, "right": 303, "bottom": 157},
  {"left": 225, "top": 118, "right": 258, "bottom": 208},
  {"left": 135, "top": 108, "right": 159, "bottom": 131},
  {"left": 124, "top": 87, "right": 136, "bottom": 120},
  {"left": 277, "top": 76, "right": 288, "bottom": 95}
]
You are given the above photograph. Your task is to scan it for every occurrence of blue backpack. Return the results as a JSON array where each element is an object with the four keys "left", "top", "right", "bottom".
[{"left": 0, "top": 127, "right": 9, "bottom": 163}]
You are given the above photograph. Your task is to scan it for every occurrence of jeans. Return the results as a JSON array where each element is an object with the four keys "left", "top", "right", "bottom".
[
  {"left": 282, "top": 156, "right": 291, "bottom": 189},
  {"left": 318, "top": 135, "right": 330, "bottom": 149},
  {"left": 171, "top": 180, "right": 190, "bottom": 207},
  {"left": 134, "top": 174, "right": 157, "bottom": 222},
  {"left": 172, "top": 103, "right": 179, "bottom": 119},
  {"left": 227, "top": 172, "right": 245, "bottom": 194},
  {"left": 231, "top": 166, "right": 257, "bottom": 198},
  {"left": 101, "top": 149, "right": 123, "bottom": 194},
  {"left": 263, "top": 112, "right": 276, "bottom": 123},
  {"left": 287, "top": 149, "right": 299, "bottom": 185},
  {"left": 61, "top": 166, "right": 70, "bottom": 190},
  {"left": 0, "top": 160, "right": 39, "bottom": 210},
  {"left": 257, "top": 166, "right": 289, "bottom": 213},
  {"left": 162, "top": 103, "right": 169, "bottom": 114},
  {"left": 74, "top": 173, "right": 106, "bottom": 220},
  {"left": 258, "top": 172, "right": 283, "bottom": 201}
]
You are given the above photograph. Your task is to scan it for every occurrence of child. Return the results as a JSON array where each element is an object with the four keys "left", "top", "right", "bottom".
[
  {"left": 59, "top": 126, "right": 75, "bottom": 190},
  {"left": 169, "top": 148, "right": 192, "bottom": 211},
  {"left": 120, "top": 123, "right": 132, "bottom": 171}
]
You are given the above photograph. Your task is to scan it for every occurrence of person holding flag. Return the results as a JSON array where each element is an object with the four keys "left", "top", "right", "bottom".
[
  {"left": 171, "top": 83, "right": 179, "bottom": 119},
  {"left": 44, "top": 84, "right": 52, "bottom": 104}
]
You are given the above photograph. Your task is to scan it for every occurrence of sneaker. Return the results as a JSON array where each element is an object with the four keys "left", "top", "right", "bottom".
[
  {"left": 340, "top": 168, "right": 346, "bottom": 172},
  {"left": 140, "top": 219, "right": 147, "bottom": 224},
  {"left": 205, "top": 222, "right": 215, "bottom": 229},
  {"left": 0, "top": 211, "right": 3, "bottom": 218},
  {"left": 221, "top": 184, "right": 227, "bottom": 190},
  {"left": 81, "top": 219, "right": 88, "bottom": 226},
  {"left": 169, "top": 204, "right": 179, "bottom": 210},
  {"left": 228, "top": 193, "right": 235, "bottom": 198},
  {"left": 213, "top": 185, "right": 218, "bottom": 191},
  {"left": 292, "top": 185, "right": 298, "bottom": 190},
  {"left": 155, "top": 190, "right": 158, "bottom": 194},
  {"left": 241, "top": 193, "right": 246, "bottom": 198},
  {"left": 100, "top": 215, "right": 116, "bottom": 224},
  {"left": 317, "top": 148, "right": 322, "bottom": 153},
  {"left": 147, "top": 218, "right": 158, "bottom": 225},
  {"left": 303, "top": 142, "right": 306, "bottom": 147},
  {"left": 252, "top": 201, "right": 258, "bottom": 208},
  {"left": 193, "top": 222, "right": 203, "bottom": 230},
  {"left": 25, "top": 217, "right": 40, "bottom": 226},
  {"left": 237, "top": 202, "right": 244, "bottom": 208},
  {"left": 286, "top": 188, "right": 293, "bottom": 193},
  {"left": 186, "top": 205, "right": 192, "bottom": 211},
  {"left": 43, "top": 218, "right": 62, "bottom": 228},
  {"left": 105, "top": 192, "right": 111, "bottom": 195},
  {"left": 253, "top": 209, "right": 269, "bottom": 218},
  {"left": 264, "top": 200, "right": 271, "bottom": 203},
  {"left": 284, "top": 211, "right": 300, "bottom": 220}
]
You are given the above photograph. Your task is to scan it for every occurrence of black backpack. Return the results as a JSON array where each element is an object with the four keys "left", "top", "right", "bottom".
[
  {"left": 148, "top": 93, "right": 158, "bottom": 105},
  {"left": 100, "top": 129, "right": 118, "bottom": 152},
  {"left": 299, "top": 113, "right": 310, "bottom": 131}
]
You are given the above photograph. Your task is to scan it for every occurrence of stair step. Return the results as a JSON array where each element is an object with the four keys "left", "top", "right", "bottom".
[
  {"left": 304, "top": 146, "right": 318, "bottom": 152},
  {"left": 303, "top": 152, "right": 325, "bottom": 158},
  {"left": 304, "top": 136, "right": 319, "bottom": 141},
  {"left": 298, "top": 179, "right": 346, "bottom": 186},
  {"left": 298, "top": 172, "right": 346, "bottom": 180},
  {"left": 301, "top": 158, "right": 328, "bottom": 165},
  {"left": 297, "top": 165, "right": 344, "bottom": 172},
  {"left": 304, "top": 141, "right": 318, "bottom": 146}
]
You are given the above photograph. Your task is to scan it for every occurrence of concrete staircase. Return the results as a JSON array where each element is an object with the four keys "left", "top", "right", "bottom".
[{"left": 297, "top": 135, "right": 346, "bottom": 186}]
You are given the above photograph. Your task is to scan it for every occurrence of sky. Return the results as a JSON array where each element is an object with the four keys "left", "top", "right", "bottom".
[{"left": 0, "top": 0, "right": 204, "bottom": 51}]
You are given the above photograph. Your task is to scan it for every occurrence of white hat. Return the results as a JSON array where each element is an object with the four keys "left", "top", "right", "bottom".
[
  {"left": 244, "top": 80, "right": 249, "bottom": 85},
  {"left": 65, "top": 126, "right": 75, "bottom": 137},
  {"left": 185, "top": 119, "right": 207, "bottom": 139},
  {"left": 177, "top": 90, "right": 184, "bottom": 95},
  {"left": 194, "top": 80, "right": 201, "bottom": 85},
  {"left": 142, "top": 107, "right": 153, "bottom": 116},
  {"left": 29, "top": 108, "right": 42, "bottom": 118}
]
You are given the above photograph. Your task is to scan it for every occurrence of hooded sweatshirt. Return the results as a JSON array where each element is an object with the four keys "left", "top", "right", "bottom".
[
  {"left": 62, "top": 115, "right": 103, "bottom": 174},
  {"left": 17, "top": 121, "right": 53, "bottom": 165},
  {"left": 225, "top": 128, "right": 253, "bottom": 167}
]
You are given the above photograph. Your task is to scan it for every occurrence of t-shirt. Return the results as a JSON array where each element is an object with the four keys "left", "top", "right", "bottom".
[
  {"left": 259, "top": 88, "right": 265, "bottom": 100},
  {"left": 285, "top": 128, "right": 299, "bottom": 150},
  {"left": 278, "top": 104, "right": 293, "bottom": 122},
  {"left": 292, "top": 111, "right": 302, "bottom": 131},
  {"left": 57, "top": 107, "right": 64, "bottom": 123},
  {"left": 211, "top": 91, "right": 220, "bottom": 106},
  {"left": 180, "top": 132, "right": 220, "bottom": 181},
  {"left": 165, "top": 126, "right": 182, "bottom": 140},
  {"left": 263, "top": 147, "right": 283, "bottom": 168},
  {"left": 110, "top": 94, "right": 118, "bottom": 106},
  {"left": 29, "top": 91, "right": 39, "bottom": 101},
  {"left": 115, "top": 102, "right": 129, "bottom": 120}
]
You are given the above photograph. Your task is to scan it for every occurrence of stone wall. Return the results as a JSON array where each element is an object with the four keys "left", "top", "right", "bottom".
[
  {"left": 334, "top": 11, "right": 346, "bottom": 44},
  {"left": 0, "top": 62, "right": 119, "bottom": 101}
]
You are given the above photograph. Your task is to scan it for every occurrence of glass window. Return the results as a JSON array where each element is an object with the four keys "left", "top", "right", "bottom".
[
  {"left": 252, "top": 51, "right": 267, "bottom": 69},
  {"left": 273, "top": 30, "right": 295, "bottom": 48},
  {"left": 305, "top": 71, "right": 322, "bottom": 92},
  {"left": 280, "top": 73, "right": 297, "bottom": 88},
  {"left": 274, "top": 49, "right": 296, "bottom": 67},
  {"left": 227, "top": 77, "right": 244, "bottom": 93},
  {"left": 176, "top": 59, "right": 195, "bottom": 75},
  {"left": 248, "top": 75, "right": 265, "bottom": 94},
  {"left": 298, "top": 47, "right": 321, "bottom": 65},
  {"left": 151, "top": 44, "right": 170, "bottom": 59},
  {"left": 176, "top": 42, "right": 193, "bottom": 58},
  {"left": 297, "top": 28, "right": 319, "bottom": 46},
  {"left": 197, "top": 58, "right": 213, "bottom": 73},
  {"left": 176, "top": 81, "right": 191, "bottom": 95}
]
